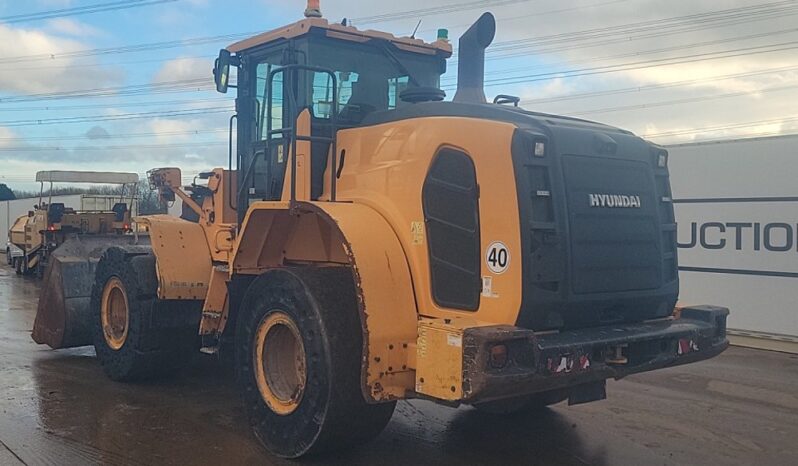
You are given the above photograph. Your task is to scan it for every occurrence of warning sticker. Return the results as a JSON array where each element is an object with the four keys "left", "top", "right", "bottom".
[
  {"left": 482, "top": 276, "right": 498, "bottom": 298},
  {"left": 411, "top": 221, "right": 424, "bottom": 245},
  {"left": 447, "top": 333, "right": 462, "bottom": 347}
]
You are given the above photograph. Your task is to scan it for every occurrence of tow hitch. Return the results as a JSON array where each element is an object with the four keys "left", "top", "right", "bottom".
[{"left": 606, "top": 344, "right": 629, "bottom": 365}]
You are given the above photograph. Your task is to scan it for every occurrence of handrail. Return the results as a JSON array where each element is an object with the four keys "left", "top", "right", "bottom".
[
  {"left": 228, "top": 113, "right": 238, "bottom": 212},
  {"left": 266, "top": 64, "right": 339, "bottom": 207}
]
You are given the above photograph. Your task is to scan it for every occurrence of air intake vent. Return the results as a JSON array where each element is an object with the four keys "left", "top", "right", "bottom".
[{"left": 423, "top": 148, "right": 481, "bottom": 310}]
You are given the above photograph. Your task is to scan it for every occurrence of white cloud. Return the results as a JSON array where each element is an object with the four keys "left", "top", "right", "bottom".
[
  {"left": 4, "top": 0, "right": 798, "bottom": 178},
  {"left": 0, "top": 127, "right": 21, "bottom": 149},
  {"left": 147, "top": 118, "right": 201, "bottom": 143},
  {"left": 0, "top": 108, "right": 230, "bottom": 181},
  {"left": 0, "top": 23, "right": 122, "bottom": 94},
  {"left": 45, "top": 18, "right": 103, "bottom": 38},
  {"left": 152, "top": 57, "right": 214, "bottom": 84},
  {"left": 35, "top": 0, "right": 73, "bottom": 6},
  {"left": 322, "top": 0, "right": 798, "bottom": 142}
]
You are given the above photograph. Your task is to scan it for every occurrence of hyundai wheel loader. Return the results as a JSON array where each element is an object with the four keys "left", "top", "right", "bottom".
[{"left": 32, "top": 2, "right": 729, "bottom": 458}]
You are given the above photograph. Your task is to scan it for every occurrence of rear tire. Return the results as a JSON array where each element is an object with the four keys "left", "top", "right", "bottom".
[
  {"left": 236, "top": 267, "right": 395, "bottom": 458},
  {"left": 91, "top": 247, "right": 201, "bottom": 382},
  {"left": 473, "top": 389, "right": 568, "bottom": 414},
  {"left": 5, "top": 248, "right": 11, "bottom": 266}
]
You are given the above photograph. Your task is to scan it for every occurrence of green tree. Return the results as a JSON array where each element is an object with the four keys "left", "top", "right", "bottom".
[
  {"left": 0, "top": 184, "right": 16, "bottom": 201},
  {"left": 136, "top": 180, "right": 166, "bottom": 215}
]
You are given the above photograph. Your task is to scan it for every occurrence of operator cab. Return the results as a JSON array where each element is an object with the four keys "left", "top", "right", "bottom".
[{"left": 215, "top": 9, "right": 452, "bottom": 213}]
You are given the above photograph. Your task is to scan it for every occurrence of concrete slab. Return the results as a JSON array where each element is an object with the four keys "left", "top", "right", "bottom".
[{"left": 1, "top": 264, "right": 796, "bottom": 465}]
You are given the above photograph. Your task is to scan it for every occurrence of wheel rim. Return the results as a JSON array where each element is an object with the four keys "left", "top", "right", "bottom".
[
  {"left": 101, "top": 277, "right": 129, "bottom": 351},
  {"left": 253, "top": 311, "right": 307, "bottom": 416}
]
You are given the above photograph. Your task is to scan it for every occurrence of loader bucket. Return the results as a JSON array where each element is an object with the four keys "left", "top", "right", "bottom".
[{"left": 32, "top": 234, "right": 150, "bottom": 349}]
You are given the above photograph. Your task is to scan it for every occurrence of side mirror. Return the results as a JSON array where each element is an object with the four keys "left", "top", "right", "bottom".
[{"left": 214, "top": 49, "right": 232, "bottom": 94}]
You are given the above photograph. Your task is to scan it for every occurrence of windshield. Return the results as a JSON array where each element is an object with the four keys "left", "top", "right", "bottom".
[
  {"left": 252, "top": 37, "right": 445, "bottom": 136},
  {"left": 306, "top": 37, "right": 444, "bottom": 122}
]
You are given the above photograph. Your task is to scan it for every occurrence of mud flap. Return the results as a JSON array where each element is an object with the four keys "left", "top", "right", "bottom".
[
  {"left": 32, "top": 235, "right": 150, "bottom": 349},
  {"left": 567, "top": 381, "right": 606, "bottom": 406}
]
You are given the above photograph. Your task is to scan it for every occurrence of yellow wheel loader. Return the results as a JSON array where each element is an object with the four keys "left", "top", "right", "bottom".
[
  {"left": 33, "top": 2, "right": 729, "bottom": 458},
  {"left": 17, "top": 171, "right": 141, "bottom": 346},
  {"left": 7, "top": 171, "right": 138, "bottom": 278}
]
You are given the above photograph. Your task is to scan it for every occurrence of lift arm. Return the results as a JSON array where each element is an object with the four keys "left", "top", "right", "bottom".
[{"left": 147, "top": 168, "right": 204, "bottom": 218}]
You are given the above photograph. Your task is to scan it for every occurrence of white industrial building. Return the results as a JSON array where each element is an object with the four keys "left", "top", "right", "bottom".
[{"left": 668, "top": 134, "right": 798, "bottom": 352}]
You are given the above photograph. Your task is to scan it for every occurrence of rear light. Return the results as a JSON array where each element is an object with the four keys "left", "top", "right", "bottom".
[
  {"left": 677, "top": 338, "right": 699, "bottom": 355},
  {"left": 489, "top": 344, "right": 508, "bottom": 369},
  {"left": 657, "top": 151, "right": 668, "bottom": 167},
  {"left": 534, "top": 141, "right": 546, "bottom": 157},
  {"left": 47, "top": 225, "right": 56, "bottom": 231},
  {"left": 123, "top": 223, "right": 131, "bottom": 230}
]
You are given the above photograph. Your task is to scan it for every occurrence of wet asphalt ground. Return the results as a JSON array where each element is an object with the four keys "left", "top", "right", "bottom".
[{"left": 1, "top": 262, "right": 797, "bottom": 466}]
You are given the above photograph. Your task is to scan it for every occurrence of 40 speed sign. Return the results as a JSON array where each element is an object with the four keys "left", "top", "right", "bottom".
[{"left": 485, "top": 241, "right": 510, "bottom": 274}]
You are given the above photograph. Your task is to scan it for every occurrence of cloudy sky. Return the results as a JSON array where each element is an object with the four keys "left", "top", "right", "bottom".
[{"left": 1, "top": 0, "right": 797, "bottom": 191}]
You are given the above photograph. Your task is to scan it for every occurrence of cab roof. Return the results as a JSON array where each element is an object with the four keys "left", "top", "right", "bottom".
[{"left": 226, "top": 17, "right": 453, "bottom": 58}]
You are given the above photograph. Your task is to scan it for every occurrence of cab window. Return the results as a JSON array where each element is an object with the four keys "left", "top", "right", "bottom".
[
  {"left": 255, "top": 60, "right": 284, "bottom": 140},
  {"left": 311, "top": 71, "right": 359, "bottom": 119}
]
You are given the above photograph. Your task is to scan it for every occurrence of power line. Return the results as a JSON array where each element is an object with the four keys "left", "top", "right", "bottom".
[
  {"left": 0, "top": 1, "right": 610, "bottom": 67},
  {"left": 2, "top": 0, "right": 788, "bottom": 80},
  {"left": 0, "top": 79, "right": 214, "bottom": 103},
  {"left": 1, "top": 85, "right": 217, "bottom": 104},
  {"left": 519, "top": 64, "right": 798, "bottom": 105},
  {"left": 0, "top": 32, "right": 253, "bottom": 65},
  {"left": 485, "top": 25, "right": 798, "bottom": 82},
  {"left": 13, "top": 54, "right": 215, "bottom": 72},
  {"left": 351, "top": 0, "right": 532, "bottom": 24},
  {"left": 416, "top": 0, "right": 630, "bottom": 36},
  {"left": 442, "top": 22, "right": 798, "bottom": 84},
  {"left": 0, "top": 0, "right": 178, "bottom": 24},
  {"left": 7, "top": 23, "right": 798, "bottom": 105},
  {"left": 490, "top": 0, "right": 798, "bottom": 50},
  {"left": 0, "top": 107, "right": 233, "bottom": 127},
  {"left": 438, "top": 39, "right": 798, "bottom": 90},
  {"left": 642, "top": 115, "right": 798, "bottom": 139},
  {"left": 656, "top": 130, "right": 798, "bottom": 144},
  {"left": 0, "top": 128, "right": 227, "bottom": 142},
  {"left": 0, "top": 97, "right": 229, "bottom": 112},
  {"left": 567, "top": 83, "right": 798, "bottom": 117},
  {"left": 443, "top": 0, "right": 798, "bottom": 66},
  {"left": 0, "top": 141, "right": 227, "bottom": 152},
  {"left": 484, "top": 18, "right": 798, "bottom": 65}
]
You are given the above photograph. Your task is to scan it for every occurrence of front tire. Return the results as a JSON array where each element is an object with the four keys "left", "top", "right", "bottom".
[
  {"left": 91, "top": 247, "right": 200, "bottom": 382},
  {"left": 236, "top": 267, "right": 395, "bottom": 458}
]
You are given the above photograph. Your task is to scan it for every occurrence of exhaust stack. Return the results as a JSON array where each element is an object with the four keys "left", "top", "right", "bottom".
[{"left": 453, "top": 12, "right": 496, "bottom": 103}]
